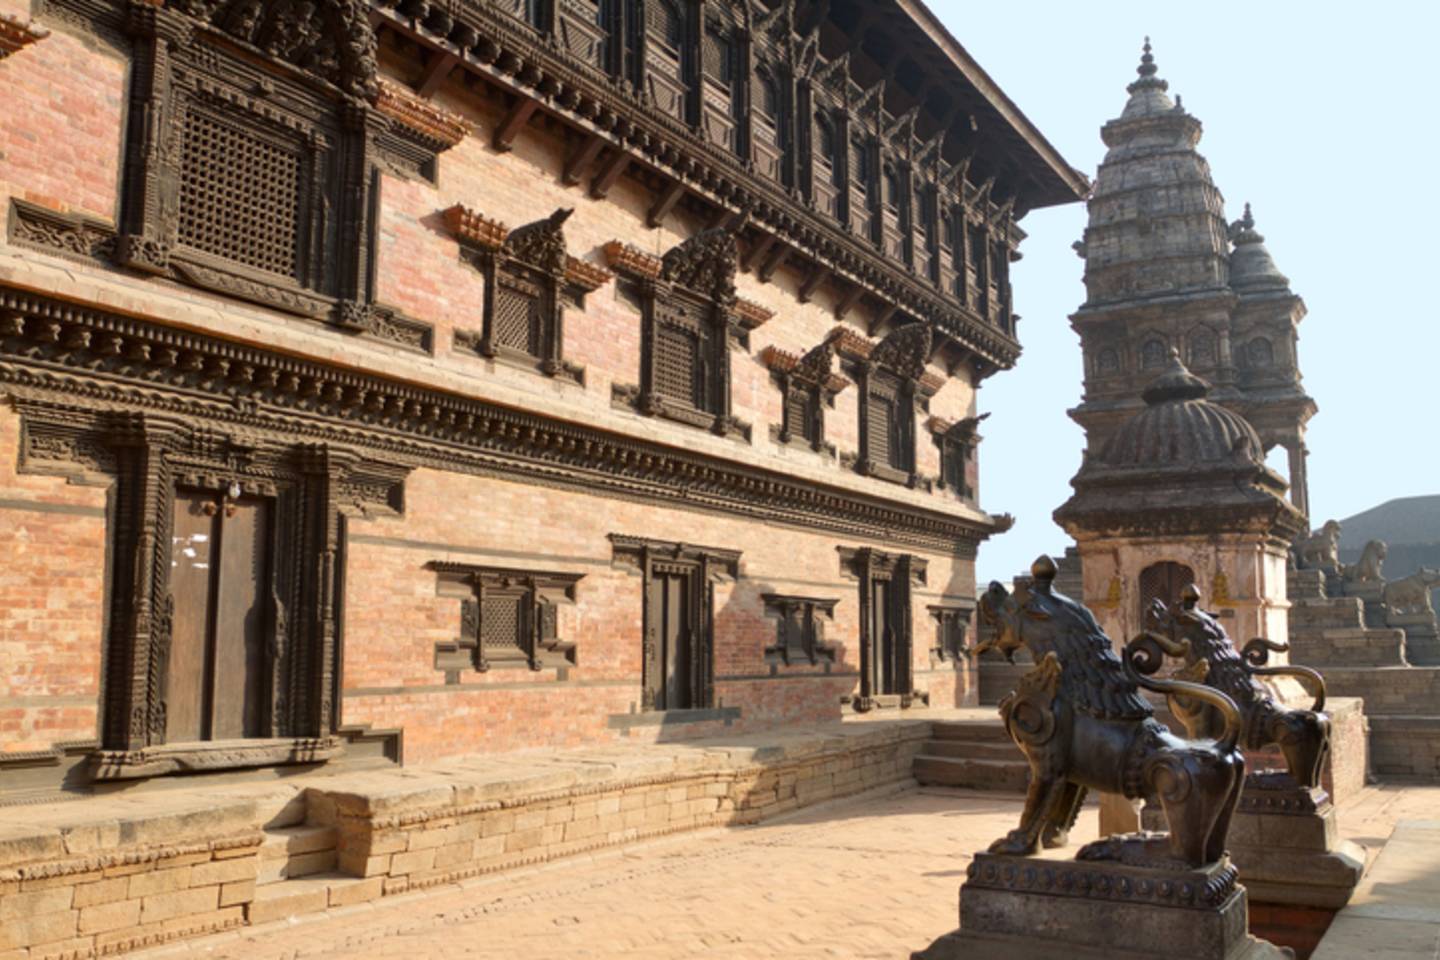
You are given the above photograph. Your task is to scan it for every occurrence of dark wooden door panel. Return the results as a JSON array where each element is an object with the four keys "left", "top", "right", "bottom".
[
  {"left": 168, "top": 490, "right": 219, "bottom": 742},
  {"left": 211, "top": 496, "right": 271, "bottom": 739}
]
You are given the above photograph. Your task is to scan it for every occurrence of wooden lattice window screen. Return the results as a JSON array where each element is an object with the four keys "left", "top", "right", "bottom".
[
  {"left": 655, "top": 321, "right": 701, "bottom": 408},
  {"left": 493, "top": 273, "right": 543, "bottom": 355},
  {"left": 1139, "top": 562, "right": 1195, "bottom": 618},
  {"left": 178, "top": 108, "right": 304, "bottom": 280}
]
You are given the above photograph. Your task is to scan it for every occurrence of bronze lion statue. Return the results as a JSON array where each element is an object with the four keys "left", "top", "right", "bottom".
[
  {"left": 1147, "top": 585, "right": 1330, "bottom": 791},
  {"left": 975, "top": 556, "right": 1245, "bottom": 868}
]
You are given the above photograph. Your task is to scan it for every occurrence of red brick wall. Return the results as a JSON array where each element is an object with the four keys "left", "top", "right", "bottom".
[
  {"left": 0, "top": 11, "right": 125, "bottom": 225},
  {"left": 0, "top": 408, "right": 108, "bottom": 752},
  {"left": 341, "top": 465, "right": 975, "bottom": 763}
]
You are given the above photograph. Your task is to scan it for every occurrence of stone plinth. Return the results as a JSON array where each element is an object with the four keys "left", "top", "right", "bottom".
[
  {"left": 914, "top": 852, "right": 1291, "bottom": 960},
  {"left": 1388, "top": 611, "right": 1440, "bottom": 665}
]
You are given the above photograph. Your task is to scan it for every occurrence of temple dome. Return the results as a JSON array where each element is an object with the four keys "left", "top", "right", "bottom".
[
  {"left": 1100, "top": 352, "right": 1263, "bottom": 470},
  {"left": 1228, "top": 203, "right": 1291, "bottom": 293}
]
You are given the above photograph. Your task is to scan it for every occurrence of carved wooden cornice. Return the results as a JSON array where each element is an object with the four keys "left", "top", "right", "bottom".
[
  {"left": 0, "top": 12, "right": 49, "bottom": 57},
  {"left": 603, "top": 241, "right": 663, "bottom": 280},
  {"left": 733, "top": 299, "right": 774, "bottom": 331},
  {"left": 376, "top": 77, "right": 470, "bottom": 150},
  {"left": 609, "top": 535, "right": 742, "bottom": 580},
  {"left": 444, "top": 203, "right": 508, "bottom": 250},
  {"left": 760, "top": 343, "right": 850, "bottom": 394},
  {"left": 0, "top": 287, "right": 1003, "bottom": 552},
  {"left": 927, "top": 412, "right": 989, "bottom": 439},
  {"left": 565, "top": 256, "right": 613, "bottom": 293},
  {"left": 825, "top": 326, "right": 875, "bottom": 362},
  {"left": 364, "top": 2, "right": 1027, "bottom": 371}
]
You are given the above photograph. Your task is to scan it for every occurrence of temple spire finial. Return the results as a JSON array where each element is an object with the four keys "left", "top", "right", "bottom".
[{"left": 1127, "top": 35, "right": 1169, "bottom": 95}]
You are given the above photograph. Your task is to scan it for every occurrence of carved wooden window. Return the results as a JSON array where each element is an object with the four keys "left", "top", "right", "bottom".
[
  {"left": 967, "top": 224, "right": 987, "bottom": 300},
  {"left": 916, "top": 188, "right": 938, "bottom": 283},
  {"left": 928, "top": 605, "right": 972, "bottom": 663},
  {"left": 939, "top": 208, "right": 959, "bottom": 297},
  {"left": 850, "top": 136, "right": 873, "bottom": 240},
  {"left": 614, "top": 227, "right": 752, "bottom": 438},
  {"left": 114, "top": 0, "right": 387, "bottom": 332},
  {"left": 848, "top": 323, "right": 934, "bottom": 487},
  {"left": 611, "top": 535, "right": 740, "bottom": 712},
  {"left": 752, "top": 71, "right": 786, "bottom": 184},
  {"left": 782, "top": 382, "right": 821, "bottom": 447},
  {"left": 559, "top": 0, "right": 608, "bottom": 67},
  {"left": 699, "top": 16, "right": 742, "bottom": 153},
  {"left": 763, "top": 338, "right": 846, "bottom": 453},
  {"left": 1097, "top": 347, "right": 1121, "bottom": 375},
  {"left": 937, "top": 437, "right": 972, "bottom": 499},
  {"left": 811, "top": 113, "right": 841, "bottom": 219},
  {"left": 1141, "top": 337, "right": 1168, "bottom": 369},
  {"left": 645, "top": 0, "right": 690, "bottom": 121},
  {"left": 451, "top": 207, "right": 605, "bottom": 382},
  {"left": 21, "top": 412, "right": 406, "bottom": 780},
  {"left": 840, "top": 548, "right": 926, "bottom": 709},
  {"left": 431, "top": 564, "right": 582, "bottom": 674},
  {"left": 763, "top": 595, "right": 839, "bottom": 665}
]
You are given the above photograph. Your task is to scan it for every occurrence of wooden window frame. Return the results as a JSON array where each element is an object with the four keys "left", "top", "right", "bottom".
[
  {"left": 610, "top": 535, "right": 741, "bottom": 713},
  {"left": 762, "top": 595, "right": 840, "bottom": 666},
  {"left": 764, "top": 336, "right": 848, "bottom": 454},
  {"left": 430, "top": 563, "right": 583, "bottom": 674},
  {"left": 928, "top": 604, "right": 974, "bottom": 663},
  {"left": 847, "top": 323, "right": 936, "bottom": 488},
  {"left": 930, "top": 413, "right": 986, "bottom": 503}
]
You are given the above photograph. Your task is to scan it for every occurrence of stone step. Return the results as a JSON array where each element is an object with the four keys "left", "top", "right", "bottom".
[
  {"left": 913, "top": 755, "right": 1029, "bottom": 792},
  {"left": 930, "top": 719, "right": 1013, "bottom": 743},
  {"left": 921, "top": 738, "right": 1018, "bottom": 761},
  {"left": 1289, "top": 598, "right": 1366, "bottom": 630},
  {"left": 246, "top": 872, "right": 385, "bottom": 925},
  {"left": 1288, "top": 568, "right": 1329, "bottom": 600},
  {"left": 1287, "top": 628, "right": 1408, "bottom": 667},
  {"left": 257, "top": 824, "right": 338, "bottom": 885},
  {"left": 1320, "top": 667, "right": 1440, "bottom": 716},
  {"left": 1368, "top": 716, "right": 1440, "bottom": 780},
  {"left": 977, "top": 662, "right": 1029, "bottom": 706}
]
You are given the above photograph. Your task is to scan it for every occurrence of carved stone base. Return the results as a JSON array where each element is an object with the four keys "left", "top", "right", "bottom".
[
  {"left": 912, "top": 852, "right": 1292, "bottom": 960},
  {"left": 1143, "top": 779, "right": 1365, "bottom": 910}
]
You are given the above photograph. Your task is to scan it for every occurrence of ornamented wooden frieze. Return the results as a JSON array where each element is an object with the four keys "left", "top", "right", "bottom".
[
  {"left": 430, "top": 562, "right": 583, "bottom": 674},
  {"left": 444, "top": 205, "right": 611, "bottom": 381},
  {"left": 0, "top": 12, "right": 49, "bottom": 57},
  {"left": 762, "top": 594, "right": 840, "bottom": 666},
  {"left": 0, "top": 285, "right": 1002, "bottom": 553}
]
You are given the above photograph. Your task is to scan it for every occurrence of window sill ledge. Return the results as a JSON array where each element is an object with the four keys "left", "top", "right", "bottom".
[{"left": 89, "top": 736, "right": 345, "bottom": 781}]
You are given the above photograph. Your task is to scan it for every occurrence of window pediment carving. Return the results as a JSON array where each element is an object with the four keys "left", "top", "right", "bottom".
[
  {"left": 659, "top": 225, "right": 739, "bottom": 306},
  {"left": 162, "top": 0, "right": 379, "bottom": 100}
]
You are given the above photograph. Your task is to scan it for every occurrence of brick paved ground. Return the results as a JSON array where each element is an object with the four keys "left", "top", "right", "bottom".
[{"left": 131, "top": 783, "right": 1440, "bottom": 960}]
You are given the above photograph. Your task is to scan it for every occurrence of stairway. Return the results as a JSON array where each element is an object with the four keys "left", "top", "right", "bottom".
[
  {"left": 1286, "top": 566, "right": 1440, "bottom": 779},
  {"left": 248, "top": 816, "right": 383, "bottom": 924},
  {"left": 913, "top": 719, "right": 1028, "bottom": 792}
]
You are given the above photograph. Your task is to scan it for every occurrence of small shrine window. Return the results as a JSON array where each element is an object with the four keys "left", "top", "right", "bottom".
[
  {"left": 763, "top": 595, "right": 840, "bottom": 665},
  {"left": 430, "top": 563, "right": 584, "bottom": 674}
]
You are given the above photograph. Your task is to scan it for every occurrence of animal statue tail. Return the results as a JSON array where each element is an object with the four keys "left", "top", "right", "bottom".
[
  {"left": 1124, "top": 632, "right": 1243, "bottom": 754},
  {"left": 1242, "top": 638, "right": 1327, "bottom": 712}
]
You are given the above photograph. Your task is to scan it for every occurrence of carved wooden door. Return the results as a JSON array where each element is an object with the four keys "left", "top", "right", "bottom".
[
  {"left": 647, "top": 564, "right": 697, "bottom": 710},
  {"left": 167, "top": 489, "right": 274, "bottom": 742},
  {"left": 869, "top": 577, "right": 897, "bottom": 695},
  {"left": 1139, "top": 562, "right": 1195, "bottom": 619}
]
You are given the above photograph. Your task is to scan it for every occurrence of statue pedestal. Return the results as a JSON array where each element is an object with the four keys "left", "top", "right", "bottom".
[
  {"left": 1143, "top": 779, "right": 1364, "bottom": 956},
  {"left": 912, "top": 851, "right": 1290, "bottom": 960},
  {"left": 1388, "top": 611, "right": 1440, "bottom": 665}
]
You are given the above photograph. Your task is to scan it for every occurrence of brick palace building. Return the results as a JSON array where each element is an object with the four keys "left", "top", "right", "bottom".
[{"left": 0, "top": 0, "right": 1085, "bottom": 799}]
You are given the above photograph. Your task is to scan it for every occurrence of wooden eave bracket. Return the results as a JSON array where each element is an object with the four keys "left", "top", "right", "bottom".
[
  {"left": 825, "top": 325, "right": 874, "bottom": 362},
  {"left": 376, "top": 78, "right": 470, "bottom": 150},
  {"left": 602, "top": 240, "right": 662, "bottom": 279},
  {"left": 927, "top": 411, "right": 990, "bottom": 439},
  {"left": 443, "top": 203, "right": 507, "bottom": 250},
  {"left": 759, "top": 344, "right": 800, "bottom": 373},
  {"left": 0, "top": 13, "right": 49, "bottom": 57},
  {"left": 918, "top": 371, "right": 947, "bottom": 395}
]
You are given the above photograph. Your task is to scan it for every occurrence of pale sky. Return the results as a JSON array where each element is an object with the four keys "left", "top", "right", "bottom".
[{"left": 935, "top": 2, "right": 1440, "bottom": 584}]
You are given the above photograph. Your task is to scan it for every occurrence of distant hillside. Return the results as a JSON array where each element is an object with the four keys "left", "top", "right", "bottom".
[{"left": 1337, "top": 496, "right": 1440, "bottom": 548}]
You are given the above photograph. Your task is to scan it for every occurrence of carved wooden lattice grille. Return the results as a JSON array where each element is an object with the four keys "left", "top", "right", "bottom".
[
  {"left": 494, "top": 273, "right": 542, "bottom": 354},
  {"left": 702, "top": 28, "right": 731, "bottom": 82},
  {"left": 1139, "top": 562, "right": 1195, "bottom": 616},
  {"left": 867, "top": 390, "right": 893, "bottom": 466},
  {"left": 481, "top": 594, "right": 525, "bottom": 656},
  {"left": 655, "top": 323, "right": 700, "bottom": 407},
  {"left": 178, "top": 109, "right": 302, "bottom": 279}
]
